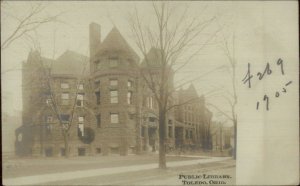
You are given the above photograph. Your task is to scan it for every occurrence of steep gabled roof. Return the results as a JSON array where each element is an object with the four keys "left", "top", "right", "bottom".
[
  {"left": 26, "top": 50, "right": 55, "bottom": 68},
  {"left": 141, "top": 47, "right": 163, "bottom": 68},
  {"left": 51, "top": 50, "right": 89, "bottom": 76},
  {"left": 187, "top": 84, "right": 198, "bottom": 97},
  {"left": 178, "top": 83, "right": 199, "bottom": 100},
  {"left": 97, "top": 27, "right": 139, "bottom": 61}
]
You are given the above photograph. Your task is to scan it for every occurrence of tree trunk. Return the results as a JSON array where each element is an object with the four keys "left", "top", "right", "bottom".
[
  {"left": 220, "top": 125, "right": 223, "bottom": 152},
  {"left": 158, "top": 109, "right": 167, "bottom": 169},
  {"left": 63, "top": 131, "right": 69, "bottom": 158},
  {"left": 233, "top": 119, "right": 237, "bottom": 160},
  {"left": 135, "top": 77, "right": 142, "bottom": 154},
  {"left": 134, "top": 107, "right": 142, "bottom": 154},
  {"left": 135, "top": 121, "right": 142, "bottom": 154}
]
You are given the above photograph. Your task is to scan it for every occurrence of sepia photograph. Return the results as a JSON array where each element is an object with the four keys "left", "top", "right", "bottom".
[{"left": 1, "top": 1, "right": 298, "bottom": 185}]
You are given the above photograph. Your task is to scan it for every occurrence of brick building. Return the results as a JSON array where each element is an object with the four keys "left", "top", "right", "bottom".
[{"left": 15, "top": 23, "right": 213, "bottom": 157}]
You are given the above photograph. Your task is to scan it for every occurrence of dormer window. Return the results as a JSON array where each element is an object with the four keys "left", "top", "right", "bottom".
[{"left": 109, "top": 57, "right": 118, "bottom": 68}]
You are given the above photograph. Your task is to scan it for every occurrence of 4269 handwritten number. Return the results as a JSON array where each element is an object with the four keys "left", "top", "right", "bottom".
[{"left": 242, "top": 58, "right": 292, "bottom": 111}]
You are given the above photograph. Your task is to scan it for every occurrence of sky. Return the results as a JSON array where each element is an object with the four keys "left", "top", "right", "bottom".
[
  {"left": 1, "top": 1, "right": 298, "bottom": 123},
  {"left": 1, "top": 1, "right": 236, "bottom": 120}
]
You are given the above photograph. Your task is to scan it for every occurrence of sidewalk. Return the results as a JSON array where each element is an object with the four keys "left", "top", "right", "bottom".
[{"left": 3, "top": 157, "right": 232, "bottom": 185}]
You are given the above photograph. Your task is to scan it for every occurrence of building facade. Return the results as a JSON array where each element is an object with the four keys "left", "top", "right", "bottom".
[{"left": 16, "top": 23, "right": 213, "bottom": 157}]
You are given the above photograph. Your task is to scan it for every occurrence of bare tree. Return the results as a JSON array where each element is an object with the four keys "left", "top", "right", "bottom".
[
  {"left": 206, "top": 25, "right": 237, "bottom": 159},
  {"left": 1, "top": 2, "right": 64, "bottom": 50},
  {"left": 1, "top": 2, "right": 65, "bottom": 77},
  {"left": 26, "top": 36, "right": 93, "bottom": 157},
  {"left": 128, "top": 2, "right": 217, "bottom": 168}
]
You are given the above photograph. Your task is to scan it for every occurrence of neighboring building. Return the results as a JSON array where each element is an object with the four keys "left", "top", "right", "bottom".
[
  {"left": 16, "top": 23, "right": 213, "bottom": 157},
  {"left": 174, "top": 85, "right": 213, "bottom": 150},
  {"left": 211, "top": 122, "right": 233, "bottom": 151}
]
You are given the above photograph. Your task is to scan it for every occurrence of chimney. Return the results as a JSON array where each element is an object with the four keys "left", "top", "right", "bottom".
[{"left": 89, "top": 22, "right": 101, "bottom": 58}]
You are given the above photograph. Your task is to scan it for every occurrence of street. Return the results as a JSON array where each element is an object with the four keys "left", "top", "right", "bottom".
[{"left": 3, "top": 154, "right": 235, "bottom": 185}]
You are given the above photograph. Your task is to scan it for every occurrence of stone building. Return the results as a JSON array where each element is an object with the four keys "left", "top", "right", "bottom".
[
  {"left": 174, "top": 84, "right": 213, "bottom": 150},
  {"left": 211, "top": 122, "right": 233, "bottom": 151},
  {"left": 15, "top": 23, "right": 213, "bottom": 157}
]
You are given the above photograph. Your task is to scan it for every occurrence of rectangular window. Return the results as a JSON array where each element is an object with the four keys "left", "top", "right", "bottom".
[
  {"left": 46, "top": 98, "right": 52, "bottom": 105},
  {"left": 78, "top": 116, "right": 84, "bottom": 123},
  {"left": 78, "top": 124, "right": 84, "bottom": 136},
  {"left": 141, "top": 126, "right": 145, "bottom": 137},
  {"left": 109, "top": 57, "right": 118, "bottom": 68},
  {"left": 185, "top": 130, "right": 189, "bottom": 139},
  {"left": 110, "top": 113, "right": 119, "bottom": 124},
  {"left": 95, "top": 80, "right": 100, "bottom": 88},
  {"left": 168, "top": 126, "right": 172, "bottom": 137},
  {"left": 147, "top": 97, "right": 153, "bottom": 109},
  {"left": 76, "top": 93, "right": 84, "bottom": 107},
  {"left": 95, "top": 91, "right": 100, "bottom": 105},
  {"left": 149, "top": 117, "right": 155, "bottom": 122},
  {"left": 78, "top": 116, "right": 84, "bottom": 136},
  {"left": 96, "top": 114, "right": 101, "bottom": 128},
  {"left": 110, "top": 79, "right": 118, "bottom": 86},
  {"left": 127, "top": 91, "right": 133, "bottom": 104},
  {"left": 96, "top": 148, "right": 101, "bottom": 154},
  {"left": 95, "top": 60, "right": 101, "bottom": 69},
  {"left": 150, "top": 97, "right": 153, "bottom": 109},
  {"left": 127, "top": 80, "right": 133, "bottom": 87},
  {"left": 45, "top": 124, "right": 52, "bottom": 134},
  {"left": 110, "top": 90, "right": 118, "bottom": 103},
  {"left": 61, "top": 93, "right": 69, "bottom": 99},
  {"left": 129, "top": 113, "right": 134, "bottom": 120},
  {"left": 61, "top": 148, "right": 66, "bottom": 156},
  {"left": 61, "top": 93, "right": 69, "bottom": 105},
  {"left": 78, "top": 84, "right": 84, "bottom": 90},
  {"left": 60, "top": 114, "right": 70, "bottom": 123},
  {"left": 78, "top": 148, "right": 86, "bottom": 156},
  {"left": 46, "top": 115, "right": 53, "bottom": 123},
  {"left": 147, "top": 97, "right": 150, "bottom": 107},
  {"left": 61, "top": 83, "right": 69, "bottom": 89}
]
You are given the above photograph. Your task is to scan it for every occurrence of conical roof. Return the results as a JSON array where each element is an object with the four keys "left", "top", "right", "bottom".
[{"left": 97, "top": 27, "right": 139, "bottom": 61}]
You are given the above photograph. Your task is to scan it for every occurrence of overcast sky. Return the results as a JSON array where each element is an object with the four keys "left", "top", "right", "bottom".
[{"left": 1, "top": 1, "right": 298, "bottom": 126}]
